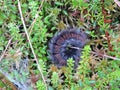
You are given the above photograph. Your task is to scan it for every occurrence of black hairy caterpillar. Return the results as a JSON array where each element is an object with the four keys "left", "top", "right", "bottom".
[{"left": 49, "top": 28, "right": 88, "bottom": 67}]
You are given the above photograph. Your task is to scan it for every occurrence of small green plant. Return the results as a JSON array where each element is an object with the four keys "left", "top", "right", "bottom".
[
  {"left": 36, "top": 80, "right": 46, "bottom": 90},
  {"left": 51, "top": 72, "right": 59, "bottom": 88}
]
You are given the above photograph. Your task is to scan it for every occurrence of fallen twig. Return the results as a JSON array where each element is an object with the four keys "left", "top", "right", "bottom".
[
  {"left": 91, "top": 51, "right": 120, "bottom": 61},
  {"left": 0, "top": 38, "right": 12, "bottom": 62},
  {"left": 17, "top": 0, "right": 47, "bottom": 89}
]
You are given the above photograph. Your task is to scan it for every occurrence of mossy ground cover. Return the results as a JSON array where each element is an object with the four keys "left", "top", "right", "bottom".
[{"left": 0, "top": 0, "right": 120, "bottom": 90}]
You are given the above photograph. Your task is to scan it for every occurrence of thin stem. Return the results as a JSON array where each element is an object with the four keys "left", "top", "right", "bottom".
[
  {"left": 17, "top": 0, "right": 47, "bottom": 89},
  {"left": 29, "top": 0, "right": 45, "bottom": 35},
  {"left": 114, "top": 0, "right": 120, "bottom": 7},
  {"left": 69, "top": 46, "right": 81, "bottom": 50},
  {"left": 0, "top": 37, "right": 13, "bottom": 62},
  {"left": 91, "top": 51, "right": 120, "bottom": 61}
]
